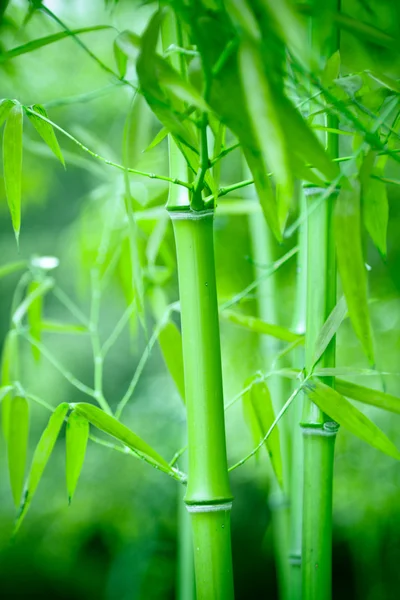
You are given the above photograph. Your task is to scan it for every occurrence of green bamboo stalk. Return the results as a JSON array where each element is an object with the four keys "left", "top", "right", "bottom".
[
  {"left": 169, "top": 209, "right": 234, "bottom": 600},
  {"left": 288, "top": 190, "right": 307, "bottom": 600},
  {"left": 301, "top": 3, "right": 341, "bottom": 598},
  {"left": 161, "top": 14, "right": 196, "bottom": 599},
  {"left": 248, "top": 199, "right": 290, "bottom": 600}
]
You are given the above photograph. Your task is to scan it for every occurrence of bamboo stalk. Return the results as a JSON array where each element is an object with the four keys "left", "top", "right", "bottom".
[
  {"left": 301, "top": 3, "right": 341, "bottom": 598},
  {"left": 170, "top": 209, "right": 234, "bottom": 600},
  {"left": 288, "top": 190, "right": 308, "bottom": 600},
  {"left": 248, "top": 200, "right": 291, "bottom": 600}
]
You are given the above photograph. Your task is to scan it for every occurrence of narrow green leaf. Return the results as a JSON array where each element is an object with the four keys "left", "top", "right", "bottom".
[
  {"left": 66, "top": 411, "right": 89, "bottom": 503},
  {"left": 144, "top": 127, "right": 168, "bottom": 152},
  {"left": 279, "top": 95, "right": 340, "bottom": 182},
  {"left": 27, "top": 105, "right": 64, "bottom": 165},
  {"left": 0, "top": 26, "right": 112, "bottom": 63},
  {"left": 322, "top": 50, "right": 341, "bottom": 87},
  {"left": 3, "top": 103, "right": 23, "bottom": 241},
  {"left": 27, "top": 281, "right": 42, "bottom": 362},
  {"left": 367, "top": 71, "right": 400, "bottom": 94},
  {"left": 12, "top": 278, "right": 53, "bottom": 327},
  {"left": 311, "top": 296, "right": 347, "bottom": 369},
  {"left": 72, "top": 403, "right": 172, "bottom": 471},
  {"left": 114, "top": 36, "right": 128, "bottom": 78},
  {"left": 239, "top": 38, "right": 293, "bottom": 229},
  {"left": 221, "top": 309, "right": 303, "bottom": 344},
  {"left": 0, "top": 99, "right": 16, "bottom": 127},
  {"left": 41, "top": 320, "right": 88, "bottom": 335},
  {"left": 304, "top": 378, "right": 400, "bottom": 460},
  {"left": 8, "top": 395, "right": 29, "bottom": 507},
  {"left": 335, "top": 183, "right": 374, "bottom": 364},
  {"left": 0, "top": 260, "right": 27, "bottom": 279},
  {"left": 158, "top": 321, "right": 185, "bottom": 402},
  {"left": 336, "top": 379, "right": 400, "bottom": 415},
  {"left": 259, "top": 0, "right": 308, "bottom": 66},
  {"left": 15, "top": 403, "right": 69, "bottom": 532},
  {"left": 362, "top": 172, "right": 389, "bottom": 257},
  {"left": 243, "top": 379, "right": 283, "bottom": 486},
  {"left": 1, "top": 330, "right": 18, "bottom": 441}
]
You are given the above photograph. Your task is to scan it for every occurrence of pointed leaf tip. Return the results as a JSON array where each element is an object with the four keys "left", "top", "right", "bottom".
[
  {"left": 27, "top": 105, "right": 65, "bottom": 166},
  {"left": 3, "top": 103, "right": 23, "bottom": 241}
]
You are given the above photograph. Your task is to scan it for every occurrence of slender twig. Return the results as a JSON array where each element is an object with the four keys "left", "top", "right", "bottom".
[
  {"left": 102, "top": 298, "right": 137, "bottom": 358},
  {"left": 228, "top": 382, "right": 305, "bottom": 472},
  {"left": 24, "top": 107, "right": 192, "bottom": 190}
]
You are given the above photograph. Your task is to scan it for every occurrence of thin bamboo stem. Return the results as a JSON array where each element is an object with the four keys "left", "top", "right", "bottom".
[{"left": 301, "top": 4, "right": 341, "bottom": 599}]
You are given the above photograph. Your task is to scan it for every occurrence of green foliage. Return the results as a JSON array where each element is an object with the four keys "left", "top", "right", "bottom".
[
  {"left": 8, "top": 395, "right": 29, "bottom": 507},
  {"left": 243, "top": 377, "right": 283, "bottom": 487},
  {"left": 15, "top": 403, "right": 69, "bottom": 532},
  {"left": 66, "top": 411, "right": 89, "bottom": 503},
  {"left": 3, "top": 103, "right": 23, "bottom": 242},
  {"left": 304, "top": 378, "right": 400, "bottom": 460},
  {"left": 335, "top": 183, "right": 375, "bottom": 364}
]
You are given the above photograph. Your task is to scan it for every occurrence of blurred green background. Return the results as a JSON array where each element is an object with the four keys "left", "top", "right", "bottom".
[{"left": 1, "top": 1, "right": 400, "bottom": 598}]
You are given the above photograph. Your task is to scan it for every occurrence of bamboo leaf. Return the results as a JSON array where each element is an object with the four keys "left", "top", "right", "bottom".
[
  {"left": 304, "top": 378, "right": 400, "bottom": 460},
  {"left": 322, "top": 50, "right": 341, "bottom": 87},
  {"left": 41, "top": 320, "right": 88, "bottom": 335},
  {"left": 66, "top": 411, "right": 89, "bottom": 503},
  {"left": 0, "top": 98, "right": 16, "bottom": 127},
  {"left": 367, "top": 71, "right": 400, "bottom": 94},
  {"left": 221, "top": 309, "right": 303, "bottom": 344},
  {"left": 27, "top": 105, "right": 64, "bottom": 165},
  {"left": 27, "top": 281, "right": 42, "bottom": 362},
  {"left": 311, "top": 296, "right": 347, "bottom": 369},
  {"left": 12, "top": 278, "right": 53, "bottom": 327},
  {"left": 158, "top": 321, "right": 185, "bottom": 402},
  {"left": 144, "top": 127, "right": 168, "bottom": 152},
  {"left": 362, "top": 172, "right": 389, "bottom": 257},
  {"left": 8, "top": 395, "right": 29, "bottom": 507},
  {"left": 0, "top": 26, "right": 112, "bottom": 62},
  {"left": 336, "top": 379, "right": 400, "bottom": 415},
  {"left": 1, "top": 330, "right": 18, "bottom": 441},
  {"left": 3, "top": 103, "right": 23, "bottom": 242},
  {"left": 0, "top": 260, "right": 27, "bottom": 279},
  {"left": 239, "top": 37, "right": 293, "bottom": 230},
  {"left": 15, "top": 403, "right": 69, "bottom": 532},
  {"left": 335, "top": 182, "right": 374, "bottom": 364},
  {"left": 72, "top": 403, "right": 173, "bottom": 471},
  {"left": 243, "top": 379, "right": 283, "bottom": 486}
]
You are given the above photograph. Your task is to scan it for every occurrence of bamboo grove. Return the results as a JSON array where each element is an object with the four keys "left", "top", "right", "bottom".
[{"left": 1, "top": 0, "right": 400, "bottom": 598}]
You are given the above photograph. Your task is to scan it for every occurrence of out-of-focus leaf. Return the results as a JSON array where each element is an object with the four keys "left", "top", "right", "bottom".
[
  {"left": 66, "top": 411, "right": 89, "bottom": 503},
  {"left": 0, "top": 98, "right": 15, "bottom": 127},
  {"left": 367, "top": 71, "right": 400, "bottom": 94},
  {"left": 322, "top": 50, "right": 341, "bottom": 87},
  {"left": 27, "top": 105, "right": 64, "bottom": 165},
  {"left": 27, "top": 281, "right": 42, "bottom": 362},
  {"left": 41, "top": 320, "right": 88, "bottom": 335},
  {"left": 335, "top": 182, "right": 374, "bottom": 364},
  {"left": 12, "top": 278, "right": 53, "bottom": 327},
  {"left": 1, "top": 330, "right": 18, "bottom": 440},
  {"left": 15, "top": 403, "right": 69, "bottom": 532},
  {"left": 243, "top": 378, "right": 283, "bottom": 486},
  {"left": 3, "top": 103, "right": 23, "bottom": 242},
  {"left": 72, "top": 403, "right": 173, "bottom": 471},
  {"left": 304, "top": 378, "right": 400, "bottom": 460},
  {"left": 0, "top": 260, "right": 27, "bottom": 279},
  {"left": 259, "top": 0, "right": 308, "bottom": 66},
  {"left": 0, "top": 26, "right": 113, "bottom": 62},
  {"left": 336, "top": 379, "right": 400, "bottom": 415},
  {"left": 158, "top": 321, "right": 185, "bottom": 402},
  {"left": 311, "top": 296, "right": 347, "bottom": 370},
  {"left": 362, "top": 171, "right": 389, "bottom": 257},
  {"left": 8, "top": 395, "right": 29, "bottom": 507},
  {"left": 221, "top": 309, "right": 303, "bottom": 344}
]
